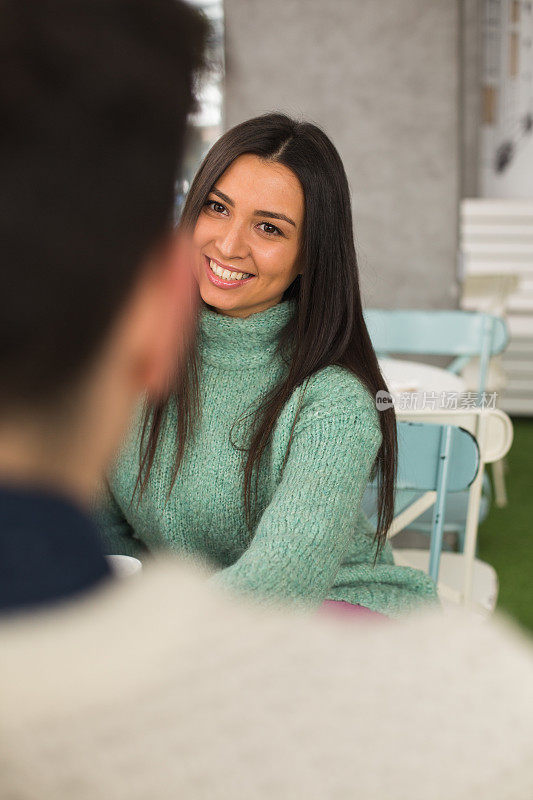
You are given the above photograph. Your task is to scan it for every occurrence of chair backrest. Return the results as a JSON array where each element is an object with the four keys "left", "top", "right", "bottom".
[
  {"left": 365, "top": 420, "right": 480, "bottom": 584},
  {"left": 395, "top": 421, "right": 479, "bottom": 493},
  {"left": 396, "top": 407, "right": 513, "bottom": 465},
  {"left": 460, "top": 273, "right": 520, "bottom": 317},
  {"left": 461, "top": 198, "right": 533, "bottom": 415},
  {"left": 364, "top": 309, "right": 509, "bottom": 394}
]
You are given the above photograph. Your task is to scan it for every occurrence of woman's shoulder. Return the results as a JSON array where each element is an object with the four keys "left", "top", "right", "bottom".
[
  {"left": 301, "top": 365, "right": 379, "bottom": 420},
  {"left": 269, "top": 366, "right": 382, "bottom": 478},
  {"left": 275, "top": 365, "right": 381, "bottom": 443}
]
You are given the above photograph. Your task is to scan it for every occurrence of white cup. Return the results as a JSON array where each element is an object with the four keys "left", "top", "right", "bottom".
[{"left": 106, "top": 555, "right": 142, "bottom": 579}]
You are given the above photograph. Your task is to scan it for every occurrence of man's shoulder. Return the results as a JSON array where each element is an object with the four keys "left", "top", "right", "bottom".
[{"left": 0, "top": 560, "right": 532, "bottom": 798}]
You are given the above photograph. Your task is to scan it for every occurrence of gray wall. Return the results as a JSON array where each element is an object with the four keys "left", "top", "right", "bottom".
[
  {"left": 223, "top": 0, "right": 461, "bottom": 309},
  {"left": 460, "top": 0, "right": 483, "bottom": 198}
]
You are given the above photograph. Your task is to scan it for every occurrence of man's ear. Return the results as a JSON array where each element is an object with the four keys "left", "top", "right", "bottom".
[{"left": 127, "top": 232, "right": 199, "bottom": 399}]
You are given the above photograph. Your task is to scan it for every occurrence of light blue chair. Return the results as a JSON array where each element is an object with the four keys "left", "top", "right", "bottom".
[
  {"left": 397, "top": 474, "right": 491, "bottom": 554},
  {"left": 363, "top": 420, "right": 480, "bottom": 585},
  {"left": 364, "top": 309, "right": 509, "bottom": 394},
  {"left": 364, "top": 309, "right": 508, "bottom": 551}
]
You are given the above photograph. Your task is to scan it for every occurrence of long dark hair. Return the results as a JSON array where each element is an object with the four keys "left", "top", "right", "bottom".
[{"left": 133, "top": 113, "right": 397, "bottom": 556}]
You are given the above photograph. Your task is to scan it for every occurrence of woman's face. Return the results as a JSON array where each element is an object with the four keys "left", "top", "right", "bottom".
[{"left": 192, "top": 153, "right": 304, "bottom": 318}]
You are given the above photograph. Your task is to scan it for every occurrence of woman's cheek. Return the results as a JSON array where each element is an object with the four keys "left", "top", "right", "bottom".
[{"left": 258, "top": 247, "right": 285, "bottom": 277}]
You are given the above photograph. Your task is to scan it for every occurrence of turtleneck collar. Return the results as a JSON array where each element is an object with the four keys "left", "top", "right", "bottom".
[{"left": 198, "top": 299, "right": 297, "bottom": 369}]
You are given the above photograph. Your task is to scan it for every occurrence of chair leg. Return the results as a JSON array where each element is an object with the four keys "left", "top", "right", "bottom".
[
  {"left": 462, "top": 462, "right": 486, "bottom": 606},
  {"left": 456, "top": 527, "right": 480, "bottom": 558},
  {"left": 491, "top": 458, "right": 508, "bottom": 508}
]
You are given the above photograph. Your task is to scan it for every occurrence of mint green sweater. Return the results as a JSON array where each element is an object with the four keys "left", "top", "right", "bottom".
[{"left": 96, "top": 299, "right": 438, "bottom": 617}]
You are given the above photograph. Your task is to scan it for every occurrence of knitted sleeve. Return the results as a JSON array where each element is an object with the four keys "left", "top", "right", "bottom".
[
  {"left": 210, "top": 377, "right": 383, "bottom": 608},
  {"left": 91, "top": 482, "right": 148, "bottom": 559}
]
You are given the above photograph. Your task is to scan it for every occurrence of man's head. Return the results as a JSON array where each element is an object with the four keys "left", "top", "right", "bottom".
[{"left": 0, "top": 0, "right": 206, "bottom": 497}]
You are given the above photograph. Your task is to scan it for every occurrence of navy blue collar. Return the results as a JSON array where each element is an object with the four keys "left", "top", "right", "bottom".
[{"left": 0, "top": 482, "right": 111, "bottom": 612}]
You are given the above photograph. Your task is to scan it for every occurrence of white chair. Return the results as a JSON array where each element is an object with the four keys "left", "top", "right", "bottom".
[
  {"left": 460, "top": 272, "right": 519, "bottom": 507},
  {"left": 461, "top": 199, "right": 533, "bottom": 417},
  {"left": 392, "top": 407, "right": 514, "bottom": 617}
]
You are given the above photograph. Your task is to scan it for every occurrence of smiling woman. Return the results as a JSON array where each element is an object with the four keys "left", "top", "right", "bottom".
[
  {"left": 193, "top": 154, "right": 304, "bottom": 317},
  {"left": 94, "top": 113, "right": 438, "bottom": 618}
]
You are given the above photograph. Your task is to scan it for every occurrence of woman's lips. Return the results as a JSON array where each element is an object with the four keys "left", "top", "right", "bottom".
[{"left": 204, "top": 255, "right": 256, "bottom": 289}]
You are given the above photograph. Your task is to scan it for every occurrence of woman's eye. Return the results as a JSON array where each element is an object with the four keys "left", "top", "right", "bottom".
[
  {"left": 205, "top": 200, "right": 227, "bottom": 214},
  {"left": 258, "top": 222, "right": 282, "bottom": 236}
]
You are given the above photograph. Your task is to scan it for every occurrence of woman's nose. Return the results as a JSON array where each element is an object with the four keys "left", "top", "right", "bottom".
[{"left": 216, "top": 219, "right": 249, "bottom": 260}]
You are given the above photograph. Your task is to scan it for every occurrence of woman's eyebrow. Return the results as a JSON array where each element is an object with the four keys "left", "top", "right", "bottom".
[
  {"left": 211, "top": 187, "right": 296, "bottom": 228},
  {"left": 211, "top": 188, "right": 234, "bottom": 206},
  {"left": 254, "top": 210, "right": 296, "bottom": 227}
]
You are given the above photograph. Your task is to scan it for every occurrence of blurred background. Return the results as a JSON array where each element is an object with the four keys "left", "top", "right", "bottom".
[{"left": 182, "top": 0, "right": 533, "bottom": 631}]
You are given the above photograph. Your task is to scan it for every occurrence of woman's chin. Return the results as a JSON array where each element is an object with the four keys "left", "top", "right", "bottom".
[{"left": 199, "top": 285, "right": 241, "bottom": 314}]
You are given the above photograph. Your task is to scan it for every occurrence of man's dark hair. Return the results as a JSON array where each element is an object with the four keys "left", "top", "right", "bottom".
[{"left": 0, "top": 0, "right": 207, "bottom": 408}]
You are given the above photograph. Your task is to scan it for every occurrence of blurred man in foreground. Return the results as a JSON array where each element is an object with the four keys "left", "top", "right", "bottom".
[
  {"left": 0, "top": 0, "right": 202, "bottom": 609},
  {"left": 0, "top": 2, "right": 532, "bottom": 798}
]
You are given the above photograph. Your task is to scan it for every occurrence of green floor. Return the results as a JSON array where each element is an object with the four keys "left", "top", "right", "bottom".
[{"left": 478, "top": 416, "right": 533, "bottom": 632}]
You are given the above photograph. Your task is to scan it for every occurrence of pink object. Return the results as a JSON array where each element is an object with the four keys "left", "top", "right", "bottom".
[{"left": 319, "top": 599, "right": 389, "bottom": 621}]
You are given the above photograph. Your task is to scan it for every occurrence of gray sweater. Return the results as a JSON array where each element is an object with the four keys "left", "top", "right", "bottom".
[{"left": 1, "top": 557, "right": 532, "bottom": 799}]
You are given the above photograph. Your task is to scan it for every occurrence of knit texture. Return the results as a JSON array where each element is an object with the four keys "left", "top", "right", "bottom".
[
  {"left": 95, "top": 299, "right": 438, "bottom": 618},
  {"left": 1, "top": 560, "right": 533, "bottom": 800}
]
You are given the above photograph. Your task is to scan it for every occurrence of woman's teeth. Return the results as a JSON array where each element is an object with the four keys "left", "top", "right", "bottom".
[{"left": 209, "top": 259, "right": 252, "bottom": 281}]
